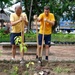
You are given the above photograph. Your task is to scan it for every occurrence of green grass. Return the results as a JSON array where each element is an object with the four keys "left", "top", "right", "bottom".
[
  {"left": 53, "top": 66, "right": 71, "bottom": 73},
  {"left": 0, "top": 33, "right": 10, "bottom": 42}
]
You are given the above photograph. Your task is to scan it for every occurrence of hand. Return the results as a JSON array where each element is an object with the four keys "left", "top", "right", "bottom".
[
  {"left": 44, "top": 18, "right": 47, "bottom": 22},
  {"left": 33, "top": 15, "right": 37, "bottom": 20},
  {"left": 23, "top": 16, "right": 26, "bottom": 21},
  {"left": 19, "top": 17, "right": 23, "bottom": 22}
]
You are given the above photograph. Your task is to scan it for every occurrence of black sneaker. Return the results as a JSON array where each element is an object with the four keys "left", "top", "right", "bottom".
[
  {"left": 45, "top": 56, "right": 48, "bottom": 61},
  {"left": 36, "top": 55, "right": 38, "bottom": 59}
]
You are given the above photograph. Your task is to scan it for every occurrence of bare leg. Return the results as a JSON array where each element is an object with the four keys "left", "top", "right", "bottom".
[
  {"left": 12, "top": 45, "right": 16, "bottom": 58},
  {"left": 20, "top": 49, "right": 25, "bottom": 64},
  {"left": 36, "top": 45, "right": 41, "bottom": 57},
  {"left": 45, "top": 45, "right": 49, "bottom": 60}
]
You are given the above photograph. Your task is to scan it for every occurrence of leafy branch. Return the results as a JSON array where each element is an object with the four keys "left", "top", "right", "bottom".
[{"left": 14, "top": 36, "right": 27, "bottom": 52}]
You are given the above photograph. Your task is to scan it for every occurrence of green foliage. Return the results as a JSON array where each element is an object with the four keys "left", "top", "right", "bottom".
[
  {"left": 4, "top": 65, "right": 18, "bottom": 75},
  {"left": 24, "top": 62, "right": 35, "bottom": 75},
  {"left": 23, "top": 0, "right": 75, "bottom": 28},
  {"left": 4, "top": 69, "right": 8, "bottom": 73},
  {"left": 53, "top": 66, "right": 63, "bottom": 73},
  {"left": 25, "top": 30, "right": 36, "bottom": 42},
  {"left": 1, "top": 0, "right": 75, "bottom": 30},
  {"left": 52, "top": 32, "right": 75, "bottom": 42},
  {"left": 53, "top": 66, "right": 71, "bottom": 73},
  {"left": 0, "top": 29, "right": 75, "bottom": 42},
  {"left": 0, "top": 29, "right": 10, "bottom": 42},
  {"left": 0, "top": 28, "right": 5, "bottom": 33},
  {"left": 14, "top": 36, "right": 22, "bottom": 45},
  {"left": 19, "top": 43, "right": 27, "bottom": 52},
  {"left": 9, "top": 66, "right": 18, "bottom": 75},
  {"left": 26, "top": 62, "right": 34, "bottom": 68},
  {"left": 0, "top": 0, "right": 13, "bottom": 9},
  {"left": 14, "top": 36, "right": 27, "bottom": 52}
]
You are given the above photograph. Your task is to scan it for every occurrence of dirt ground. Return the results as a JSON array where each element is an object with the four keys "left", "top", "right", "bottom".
[
  {"left": 0, "top": 45, "right": 75, "bottom": 61},
  {"left": 0, "top": 61, "right": 75, "bottom": 75},
  {"left": 0, "top": 45, "right": 75, "bottom": 75}
]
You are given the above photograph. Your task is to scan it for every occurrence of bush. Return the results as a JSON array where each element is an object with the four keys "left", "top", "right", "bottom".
[{"left": 0, "top": 29, "right": 75, "bottom": 42}]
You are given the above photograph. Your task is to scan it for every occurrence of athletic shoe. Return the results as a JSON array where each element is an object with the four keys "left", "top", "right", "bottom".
[
  {"left": 20, "top": 58, "right": 25, "bottom": 64},
  {"left": 11, "top": 57, "right": 15, "bottom": 61}
]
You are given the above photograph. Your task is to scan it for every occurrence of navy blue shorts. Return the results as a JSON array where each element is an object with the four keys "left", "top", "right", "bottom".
[
  {"left": 38, "top": 34, "right": 51, "bottom": 46},
  {"left": 10, "top": 33, "right": 21, "bottom": 45}
]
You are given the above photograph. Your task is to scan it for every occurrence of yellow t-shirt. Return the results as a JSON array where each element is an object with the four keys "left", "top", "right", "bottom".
[
  {"left": 38, "top": 13, "right": 55, "bottom": 34},
  {"left": 10, "top": 13, "right": 28, "bottom": 33}
]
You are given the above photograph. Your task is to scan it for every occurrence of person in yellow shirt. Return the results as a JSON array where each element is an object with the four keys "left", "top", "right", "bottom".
[
  {"left": 34, "top": 6, "right": 55, "bottom": 61},
  {"left": 10, "top": 5, "right": 28, "bottom": 61}
]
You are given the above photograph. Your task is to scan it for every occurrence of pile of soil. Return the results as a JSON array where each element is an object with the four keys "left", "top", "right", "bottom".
[{"left": 0, "top": 61, "right": 75, "bottom": 75}]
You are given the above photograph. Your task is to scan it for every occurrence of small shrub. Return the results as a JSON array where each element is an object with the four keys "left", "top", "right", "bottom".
[{"left": 53, "top": 66, "right": 71, "bottom": 73}]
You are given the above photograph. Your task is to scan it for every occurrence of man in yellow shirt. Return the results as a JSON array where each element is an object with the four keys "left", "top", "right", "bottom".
[
  {"left": 10, "top": 5, "right": 28, "bottom": 61},
  {"left": 34, "top": 6, "right": 55, "bottom": 61}
]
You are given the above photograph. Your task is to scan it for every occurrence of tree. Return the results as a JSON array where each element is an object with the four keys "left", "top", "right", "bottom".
[
  {"left": 0, "top": 0, "right": 13, "bottom": 28},
  {"left": 1, "top": 0, "right": 75, "bottom": 31},
  {"left": 0, "top": 0, "right": 13, "bottom": 9},
  {"left": 22, "top": 0, "right": 75, "bottom": 30}
]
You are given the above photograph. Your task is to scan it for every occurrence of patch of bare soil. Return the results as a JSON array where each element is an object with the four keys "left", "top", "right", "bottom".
[{"left": 0, "top": 61, "right": 75, "bottom": 75}]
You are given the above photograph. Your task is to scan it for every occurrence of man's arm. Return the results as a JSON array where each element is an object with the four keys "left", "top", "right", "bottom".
[
  {"left": 33, "top": 15, "right": 42, "bottom": 22},
  {"left": 47, "top": 20, "right": 55, "bottom": 26},
  {"left": 44, "top": 18, "right": 55, "bottom": 26},
  {"left": 23, "top": 16, "right": 28, "bottom": 26},
  {"left": 10, "top": 13, "right": 23, "bottom": 26},
  {"left": 44, "top": 13, "right": 55, "bottom": 26},
  {"left": 10, "top": 17, "right": 22, "bottom": 26}
]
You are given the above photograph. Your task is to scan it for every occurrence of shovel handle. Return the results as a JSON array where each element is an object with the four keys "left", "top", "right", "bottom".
[{"left": 40, "top": 21, "right": 45, "bottom": 57}]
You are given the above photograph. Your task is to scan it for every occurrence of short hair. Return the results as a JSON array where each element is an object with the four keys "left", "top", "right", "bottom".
[
  {"left": 44, "top": 6, "right": 50, "bottom": 10},
  {"left": 15, "top": 5, "right": 22, "bottom": 10}
]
